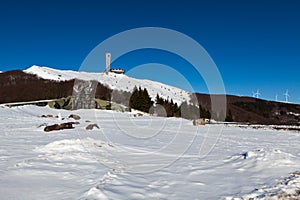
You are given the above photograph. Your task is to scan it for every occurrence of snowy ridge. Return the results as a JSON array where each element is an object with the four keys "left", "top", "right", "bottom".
[{"left": 24, "top": 65, "right": 191, "bottom": 104}]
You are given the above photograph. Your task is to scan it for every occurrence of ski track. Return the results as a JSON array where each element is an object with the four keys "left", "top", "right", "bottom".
[{"left": 1, "top": 105, "right": 300, "bottom": 199}]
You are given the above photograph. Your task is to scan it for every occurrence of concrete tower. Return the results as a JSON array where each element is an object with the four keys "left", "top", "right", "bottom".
[{"left": 106, "top": 53, "right": 111, "bottom": 74}]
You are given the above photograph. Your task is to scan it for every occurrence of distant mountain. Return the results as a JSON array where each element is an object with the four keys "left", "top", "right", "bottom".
[
  {"left": 0, "top": 65, "right": 299, "bottom": 125},
  {"left": 195, "top": 93, "right": 300, "bottom": 125}
]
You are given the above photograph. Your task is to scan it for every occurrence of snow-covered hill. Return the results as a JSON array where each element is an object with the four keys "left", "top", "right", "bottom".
[{"left": 24, "top": 65, "right": 191, "bottom": 104}]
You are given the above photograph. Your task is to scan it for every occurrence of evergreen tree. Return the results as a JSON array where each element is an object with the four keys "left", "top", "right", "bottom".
[
  {"left": 173, "top": 102, "right": 180, "bottom": 117},
  {"left": 199, "top": 105, "right": 211, "bottom": 119},
  {"left": 157, "top": 94, "right": 164, "bottom": 105},
  {"left": 129, "top": 87, "right": 139, "bottom": 109},
  {"left": 129, "top": 87, "right": 153, "bottom": 113},
  {"left": 225, "top": 109, "right": 234, "bottom": 122}
]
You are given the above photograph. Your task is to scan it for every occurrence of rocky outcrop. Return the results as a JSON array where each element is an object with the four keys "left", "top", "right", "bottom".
[
  {"left": 85, "top": 123, "right": 100, "bottom": 130},
  {"left": 48, "top": 96, "right": 72, "bottom": 110},
  {"left": 68, "top": 114, "right": 81, "bottom": 120},
  {"left": 72, "top": 80, "right": 98, "bottom": 110}
]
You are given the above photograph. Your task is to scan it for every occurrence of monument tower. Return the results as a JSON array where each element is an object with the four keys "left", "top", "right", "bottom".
[{"left": 106, "top": 53, "right": 111, "bottom": 74}]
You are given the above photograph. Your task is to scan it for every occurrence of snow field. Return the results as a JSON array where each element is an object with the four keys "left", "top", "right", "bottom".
[{"left": 1, "top": 105, "right": 300, "bottom": 199}]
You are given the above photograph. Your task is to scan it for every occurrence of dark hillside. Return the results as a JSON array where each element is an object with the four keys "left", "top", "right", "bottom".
[
  {"left": 0, "top": 70, "right": 111, "bottom": 103},
  {"left": 194, "top": 93, "right": 300, "bottom": 125}
]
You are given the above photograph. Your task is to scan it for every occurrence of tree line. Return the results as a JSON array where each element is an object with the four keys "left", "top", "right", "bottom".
[{"left": 128, "top": 86, "right": 211, "bottom": 119}]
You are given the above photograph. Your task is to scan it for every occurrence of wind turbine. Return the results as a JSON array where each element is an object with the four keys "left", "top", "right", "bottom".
[
  {"left": 283, "top": 89, "right": 290, "bottom": 103},
  {"left": 253, "top": 89, "right": 261, "bottom": 99},
  {"left": 275, "top": 94, "right": 278, "bottom": 102}
]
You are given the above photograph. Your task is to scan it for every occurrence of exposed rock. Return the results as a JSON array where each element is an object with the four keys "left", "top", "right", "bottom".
[
  {"left": 86, "top": 123, "right": 100, "bottom": 130},
  {"left": 44, "top": 122, "right": 77, "bottom": 132},
  {"left": 68, "top": 114, "right": 81, "bottom": 120},
  {"left": 59, "top": 122, "right": 73, "bottom": 129},
  {"left": 37, "top": 123, "right": 48, "bottom": 128},
  {"left": 44, "top": 124, "right": 61, "bottom": 132},
  {"left": 41, "top": 114, "right": 54, "bottom": 118},
  {"left": 193, "top": 119, "right": 206, "bottom": 126},
  {"left": 41, "top": 114, "right": 64, "bottom": 119},
  {"left": 48, "top": 96, "right": 73, "bottom": 110},
  {"left": 133, "top": 113, "right": 143, "bottom": 117}
]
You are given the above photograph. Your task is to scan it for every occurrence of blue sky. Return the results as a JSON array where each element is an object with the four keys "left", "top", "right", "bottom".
[{"left": 0, "top": 0, "right": 299, "bottom": 104}]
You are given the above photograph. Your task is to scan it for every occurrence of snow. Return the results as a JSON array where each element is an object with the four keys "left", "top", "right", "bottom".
[
  {"left": 227, "top": 172, "right": 300, "bottom": 199},
  {"left": 24, "top": 65, "right": 191, "bottom": 104},
  {"left": 1, "top": 105, "right": 300, "bottom": 199}
]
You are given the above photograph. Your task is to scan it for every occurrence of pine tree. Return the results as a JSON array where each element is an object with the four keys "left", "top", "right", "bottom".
[
  {"left": 129, "top": 87, "right": 153, "bottom": 113},
  {"left": 129, "top": 87, "right": 139, "bottom": 109},
  {"left": 225, "top": 109, "right": 234, "bottom": 122},
  {"left": 156, "top": 94, "right": 164, "bottom": 105}
]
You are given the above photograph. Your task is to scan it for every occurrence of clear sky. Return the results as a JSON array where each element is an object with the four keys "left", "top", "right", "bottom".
[{"left": 0, "top": 0, "right": 299, "bottom": 104}]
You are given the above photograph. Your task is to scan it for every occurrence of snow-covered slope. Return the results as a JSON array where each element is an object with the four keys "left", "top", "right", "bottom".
[
  {"left": 24, "top": 65, "right": 190, "bottom": 104},
  {"left": 1, "top": 105, "right": 300, "bottom": 199}
]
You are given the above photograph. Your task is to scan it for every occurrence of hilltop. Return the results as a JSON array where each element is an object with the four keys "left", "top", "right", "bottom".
[
  {"left": 24, "top": 65, "right": 190, "bottom": 105},
  {"left": 0, "top": 65, "right": 299, "bottom": 125}
]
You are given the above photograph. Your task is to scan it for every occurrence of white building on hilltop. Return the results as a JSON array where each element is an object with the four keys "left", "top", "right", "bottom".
[{"left": 105, "top": 53, "right": 125, "bottom": 74}]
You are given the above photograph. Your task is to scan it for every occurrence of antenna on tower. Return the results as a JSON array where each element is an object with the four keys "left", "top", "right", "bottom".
[
  {"left": 284, "top": 89, "right": 290, "bottom": 103},
  {"left": 105, "top": 53, "right": 111, "bottom": 74},
  {"left": 253, "top": 89, "right": 261, "bottom": 99}
]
